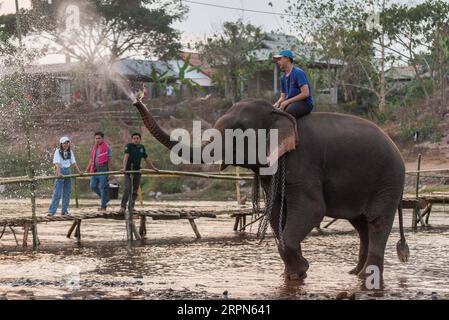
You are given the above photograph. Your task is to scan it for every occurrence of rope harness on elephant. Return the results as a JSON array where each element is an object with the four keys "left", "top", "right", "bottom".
[{"left": 255, "top": 156, "right": 286, "bottom": 249}]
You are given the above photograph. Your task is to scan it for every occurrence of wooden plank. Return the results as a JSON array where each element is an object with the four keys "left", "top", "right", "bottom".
[
  {"left": 140, "top": 213, "right": 181, "bottom": 220},
  {"left": 402, "top": 198, "right": 429, "bottom": 209}
]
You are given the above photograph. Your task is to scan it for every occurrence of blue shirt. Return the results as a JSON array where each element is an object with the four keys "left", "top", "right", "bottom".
[{"left": 280, "top": 66, "right": 313, "bottom": 107}]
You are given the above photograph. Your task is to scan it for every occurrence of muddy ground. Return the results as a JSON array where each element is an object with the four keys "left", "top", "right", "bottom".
[{"left": 0, "top": 200, "right": 448, "bottom": 300}]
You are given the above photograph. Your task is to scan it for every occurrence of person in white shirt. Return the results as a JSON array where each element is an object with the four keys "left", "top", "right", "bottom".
[{"left": 48, "top": 136, "right": 83, "bottom": 216}]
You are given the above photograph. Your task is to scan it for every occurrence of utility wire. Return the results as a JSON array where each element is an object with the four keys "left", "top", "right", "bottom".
[{"left": 181, "top": 0, "right": 303, "bottom": 18}]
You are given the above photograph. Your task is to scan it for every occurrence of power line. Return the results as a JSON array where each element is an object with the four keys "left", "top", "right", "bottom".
[{"left": 181, "top": 0, "right": 302, "bottom": 18}]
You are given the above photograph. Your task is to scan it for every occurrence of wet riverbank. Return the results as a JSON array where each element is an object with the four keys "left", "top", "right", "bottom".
[{"left": 1, "top": 200, "right": 449, "bottom": 300}]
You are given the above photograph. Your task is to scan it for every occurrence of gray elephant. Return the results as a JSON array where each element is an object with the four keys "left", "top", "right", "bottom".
[{"left": 133, "top": 98, "right": 409, "bottom": 282}]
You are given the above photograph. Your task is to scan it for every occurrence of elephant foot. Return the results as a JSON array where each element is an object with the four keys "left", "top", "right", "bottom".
[
  {"left": 287, "top": 271, "right": 307, "bottom": 281},
  {"left": 357, "top": 269, "right": 368, "bottom": 280},
  {"left": 349, "top": 265, "right": 363, "bottom": 275},
  {"left": 283, "top": 256, "right": 309, "bottom": 281},
  {"left": 356, "top": 268, "right": 384, "bottom": 288}
]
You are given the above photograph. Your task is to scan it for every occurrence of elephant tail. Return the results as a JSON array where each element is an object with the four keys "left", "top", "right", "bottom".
[{"left": 396, "top": 195, "right": 410, "bottom": 263}]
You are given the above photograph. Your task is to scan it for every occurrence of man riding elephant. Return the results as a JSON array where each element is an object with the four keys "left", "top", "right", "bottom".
[{"left": 273, "top": 49, "right": 314, "bottom": 119}]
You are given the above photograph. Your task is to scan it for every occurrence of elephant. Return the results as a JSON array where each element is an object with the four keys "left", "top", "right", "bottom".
[{"left": 132, "top": 98, "right": 409, "bottom": 282}]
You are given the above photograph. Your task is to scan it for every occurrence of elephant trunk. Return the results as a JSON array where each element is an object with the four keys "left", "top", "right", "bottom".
[
  {"left": 133, "top": 99, "right": 206, "bottom": 163},
  {"left": 133, "top": 99, "right": 178, "bottom": 150}
]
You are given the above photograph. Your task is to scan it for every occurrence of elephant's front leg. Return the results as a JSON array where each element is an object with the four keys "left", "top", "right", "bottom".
[{"left": 280, "top": 186, "right": 325, "bottom": 281}]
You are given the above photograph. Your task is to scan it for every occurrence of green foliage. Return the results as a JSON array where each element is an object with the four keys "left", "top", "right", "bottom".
[
  {"left": 148, "top": 178, "right": 183, "bottom": 194},
  {"left": 197, "top": 19, "right": 266, "bottom": 103},
  {"left": 148, "top": 66, "right": 171, "bottom": 98},
  {"left": 175, "top": 54, "right": 205, "bottom": 97},
  {"left": 389, "top": 79, "right": 434, "bottom": 107},
  {"left": 99, "top": 114, "right": 119, "bottom": 141},
  {"left": 0, "top": 14, "right": 17, "bottom": 42},
  {"left": 286, "top": 0, "right": 449, "bottom": 116},
  {"left": 399, "top": 113, "right": 443, "bottom": 142}
]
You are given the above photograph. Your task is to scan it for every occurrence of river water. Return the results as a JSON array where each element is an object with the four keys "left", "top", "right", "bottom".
[{"left": 0, "top": 200, "right": 448, "bottom": 300}]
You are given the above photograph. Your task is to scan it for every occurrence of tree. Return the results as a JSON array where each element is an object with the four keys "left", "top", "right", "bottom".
[
  {"left": 24, "top": 0, "right": 187, "bottom": 63},
  {"left": 286, "top": 0, "right": 388, "bottom": 111},
  {"left": 197, "top": 20, "right": 265, "bottom": 103},
  {"left": 1, "top": 0, "right": 187, "bottom": 104}
]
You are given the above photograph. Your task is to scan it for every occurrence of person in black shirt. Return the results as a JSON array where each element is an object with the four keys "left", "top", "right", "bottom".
[{"left": 119, "top": 133, "right": 158, "bottom": 213}]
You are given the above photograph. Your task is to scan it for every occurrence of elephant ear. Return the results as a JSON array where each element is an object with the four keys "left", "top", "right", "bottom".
[{"left": 267, "top": 109, "right": 299, "bottom": 165}]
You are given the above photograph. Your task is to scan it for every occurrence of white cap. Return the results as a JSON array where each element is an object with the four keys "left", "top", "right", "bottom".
[{"left": 60, "top": 136, "right": 70, "bottom": 144}]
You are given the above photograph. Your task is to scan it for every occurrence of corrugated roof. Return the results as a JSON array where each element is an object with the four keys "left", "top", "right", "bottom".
[
  {"left": 254, "top": 33, "right": 343, "bottom": 67},
  {"left": 385, "top": 66, "right": 421, "bottom": 80},
  {"left": 112, "top": 59, "right": 178, "bottom": 78},
  {"left": 0, "top": 58, "right": 212, "bottom": 86}
]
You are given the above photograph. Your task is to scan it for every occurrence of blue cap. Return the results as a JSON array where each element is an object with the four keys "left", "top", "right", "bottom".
[{"left": 273, "top": 50, "right": 294, "bottom": 59}]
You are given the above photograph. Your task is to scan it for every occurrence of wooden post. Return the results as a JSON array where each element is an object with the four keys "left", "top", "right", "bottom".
[
  {"left": 137, "top": 176, "right": 147, "bottom": 238},
  {"left": 125, "top": 172, "right": 133, "bottom": 241},
  {"left": 421, "top": 204, "right": 433, "bottom": 224},
  {"left": 67, "top": 220, "right": 77, "bottom": 238},
  {"left": 233, "top": 217, "right": 240, "bottom": 231},
  {"left": 187, "top": 215, "right": 201, "bottom": 239},
  {"left": 131, "top": 218, "right": 141, "bottom": 241},
  {"left": 23, "top": 222, "right": 30, "bottom": 248},
  {"left": 234, "top": 167, "right": 242, "bottom": 231},
  {"left": 75, "top": 219, "right": 81, "bottom": 244},
  {"left": 25, "top": 133, "right": 38, "bottom": 251},
  {"left": 30, "top": 179, "right": 38, "bottom": 251},
  {"left": 126, "top": 165, "right": 140, "bottom": 241},
  {"left": 425, "top": 203, "right": 433, "bottom": 224},
  {"left": 138, "top": 186, "right": 143, "bottom": 207},
  {"left": 21, "top": 107, "right": 39, "bottom": 251},
  {"left": 413, "top": 154, "right": 426, "bottom": 229},
  {"left": 139, "top": 216, "right": 147, "bottom": 238},
  {"left": 235, "top": 167, "right": 241, "bottom": 204},
  {"left": 137, "top": 183, "right": 145, "bottom": 239},
  {"left": 74, "top": 177, "right": 79, "bottom": 208},
  {"left": 239, "top": 214, "right": 246, "bottom": 231}
]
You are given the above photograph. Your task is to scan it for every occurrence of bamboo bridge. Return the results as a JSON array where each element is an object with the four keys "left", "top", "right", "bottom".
[
  {"left": 0, "top": 206, "right": 259, "bottom": 248},
  {"left": 0, "top": 168, "right": 260, "bottom": 249}
]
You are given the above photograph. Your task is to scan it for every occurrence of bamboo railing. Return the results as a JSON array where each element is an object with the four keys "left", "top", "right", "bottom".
[{"left": 0, "top": 169, "right": 254, "bottom": 185}]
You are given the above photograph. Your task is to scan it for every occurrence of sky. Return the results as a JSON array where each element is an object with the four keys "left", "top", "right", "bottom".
[
  {"left": 0, "top": 0, "right": 292, "bottom": 38},
  {"left": 1, "top": 0, "right": 428, "bottom": 39},
  {"left": 0, "top": 0, "right": 31, "bottom": 14},
  {"left": 173, "top": 0, "right": 292, "bottom": 44},
  {"left": 0, "top": 0, "right": 430, "bottom": 64}
]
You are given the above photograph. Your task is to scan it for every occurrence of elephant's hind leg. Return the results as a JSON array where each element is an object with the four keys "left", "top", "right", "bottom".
[
  {"left": 358, "top": 207, "right": 395, "bottom": 281},
  {"left": 348, "top": 215, "right": 369, "bottom": 275}
]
